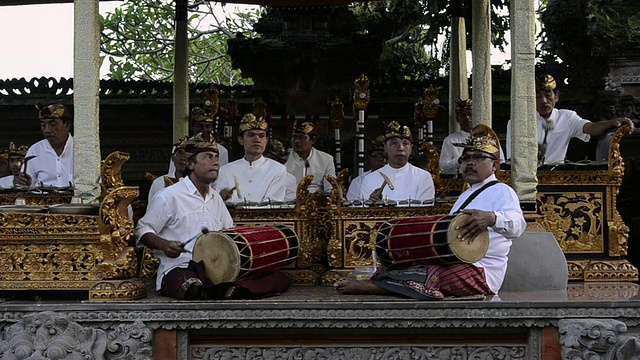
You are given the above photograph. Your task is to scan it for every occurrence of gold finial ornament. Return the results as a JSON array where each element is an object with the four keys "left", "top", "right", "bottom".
[
  {"left": 203, "top": 84, "right": 219, "bottom": 117},
  {"left": 253, "top": 97, "right": 267, "bottom": 120},
  {"left": 226, "top": 95, "right": 238, "bottom": 121},
  {"left": 353, "top": 74, "right": 370, "bottom": 110},
  {"left": 421, "top": 85, "right": 440, "bottom": 120},
  {"left": 330, "top": 97, "right": 345, "bottom": 128}
]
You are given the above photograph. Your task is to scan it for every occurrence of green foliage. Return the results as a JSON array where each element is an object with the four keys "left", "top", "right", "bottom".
[{"left": 100, "top": 0, "right": 259, "bottom": 85}]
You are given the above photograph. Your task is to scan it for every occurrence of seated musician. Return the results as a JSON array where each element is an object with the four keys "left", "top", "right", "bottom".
[
  {"left": 168, "top": 106, "right": 230, "bottom": 177},
  {"left": 16, "top": 103, "right": 74, "bottom": 187},
  {"left": 346, "top": 135, "right": 387, "bottom": 202},
  {"left": 359, "top": 121, "right": 434, "bottom": 204},
  {"left": 147, "top": 140, "right": 188, "bottom": 205},
  {"left": 440, "top": 99, "right": 504, "bottom": 175},
  {"left": 336, "top": 125, "right": 526, "bottom": 299},
  {"left": 265, "top": 139, "right": 297, "bottom": 202},
  {"left": 216, "top": 114, "right": 288, "bottom": 204},
  {"left": 285, "top": 119, "right": 336, "bottom": 194},
  {"left": 135, "top": 134, "right": 290, "bottom": 300},
  {"left": 506, "top": 73, "right": 635, "bottom": 164},
  {"left": 0, "top": 143, "right": 29, "bottom": 188}
]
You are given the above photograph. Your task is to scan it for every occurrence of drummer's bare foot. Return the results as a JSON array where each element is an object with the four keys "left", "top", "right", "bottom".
[
  {"left": 224, "top": 285, "right": 238, "bottom": 299},
  {"left": 334, "top": 279, "right": 391, "bottom": 295}
]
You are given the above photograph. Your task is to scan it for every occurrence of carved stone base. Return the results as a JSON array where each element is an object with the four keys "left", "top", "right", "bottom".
[{"left": 89, "top": 278, "right": 147, "bottom": 302}]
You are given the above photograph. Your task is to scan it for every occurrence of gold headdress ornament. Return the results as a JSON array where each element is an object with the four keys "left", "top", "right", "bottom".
[
  {"left": 536, "top": 74, "right": 557, "bottom": 92},
  {"left": 179, "top": 133, "right": 218, "bottom": 158},
  {"left": 455, "top": 98, "right": 473, "bottom": 114},
  {"left": 239, "top": 113, "right": 269, "bottom": 133},
  {"left": 191, "top": 107, "right": 215, "bottom": 123},
  {"left": 8, "top": 142, "right": 28, "bottom": 157},
  {"left": 267, "top": 139, "right": 288, "bottom": 161},
  {"left": 0, "top": 148, "right": 8, "bottom": 160},
  {"left": 36, "top": 103, "right": 72, "bottom": 121},
  {"left": 384, "top": 121, "right": 413, "bottom": 141},
  {"left": 372, "top": 135, "right": 386, "bottom": 151},
  {"left": 292, "top": 120, "right": 317, "bottom": 136},
  {"left": 454, "top": 124, "right": 501, "bottom": 161}
]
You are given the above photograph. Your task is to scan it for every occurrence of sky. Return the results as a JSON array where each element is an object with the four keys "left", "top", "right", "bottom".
[{"left": 0, "top": 2, "right": 514, "bottom": 81}]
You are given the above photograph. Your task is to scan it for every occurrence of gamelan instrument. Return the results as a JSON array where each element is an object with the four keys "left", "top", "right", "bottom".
[
  {"left": 192, "top": 225, "right": 299, "bottom": 284},
  {"left": 375, "top": 213, "right": 489, "bottom": 268}
]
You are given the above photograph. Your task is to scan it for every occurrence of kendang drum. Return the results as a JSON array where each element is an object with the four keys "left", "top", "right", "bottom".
[
  {"left": 192, "top": 225, "right": 299, "bottom": 284},
  {"left": 375, "top": 214, "right": 489, "bottom": 268}
]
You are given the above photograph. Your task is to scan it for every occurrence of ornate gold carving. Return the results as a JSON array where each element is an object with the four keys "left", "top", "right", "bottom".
[
  {"left": 537, "top": 192, "right": 604, "bottom": 253},
  {"left": 203, "top": 84, "right": 219, "bottom": 115},
  {"left": 100, "top": 151, "right": 130, "bottom": 192},
  {"left": 353, "top": 74, "right": 370, "bottom": 110},
  {"left": 421, "top": 85, "right": 440, "bottom": 121},
  {"left": 89, "top": 278, "right": 147, "bottom": 301},
  {"left": 139, "top": 247, "right": 160, "bottom": 280},
  {"left": 281, "top": 269, "right": 321, "bottom": 285},
  {"left": 584, "top": 260, "right": 639, "bottom": 281},
  {"left": 421, "top": 142, "right": 440, "bottom": 181}
]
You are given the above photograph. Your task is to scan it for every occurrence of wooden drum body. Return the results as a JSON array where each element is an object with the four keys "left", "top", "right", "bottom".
[
  {"left": 192, "top": 225, "right": 299, "bottom": 284},
  {"left": 375, "top": 214, "right": 489, "bottom": 268}
]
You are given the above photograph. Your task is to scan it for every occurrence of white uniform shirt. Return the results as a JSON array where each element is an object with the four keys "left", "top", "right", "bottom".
[
  {"left": 135, "top": 176, "right": 234, "bottom": 290},
  {"left": 24, "top": 135, "right": 74, "bottom": 187},
  {"left": 359, "top": 163, "right": 435, "bottom": 202},
  {"left": 440, "top": 130, "right": 506, "bottom": 174},
  {"left": 450, "top": 174, "right": 526, "bottom": 293},
  {"left": 285, "top": 172, "right": 297, "bottom": 202},
  {"left": 506, "top": 108, "right": 590, "bottom": 163},
  {"left": 216, "top": 156, "right": 287, "bottom": 203},
  {"left": 147, "top": 174, "right": 181, "bottom": 207},
  {"left": 346, "top": 170, "right": 371, "bottom": 202},
  {"left": 0, "top": 175, "right": 14, "bottom": 188},
  {"left": 285, "top": 147, "right": 336, "bottom": 194},
  {"left": 168, "top": 143, "right": 229, "bottom": 175}
]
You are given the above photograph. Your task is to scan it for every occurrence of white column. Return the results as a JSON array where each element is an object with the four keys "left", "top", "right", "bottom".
[
  {"left": 73, "top": 0, "right": 101, "bottom": 202},
  {"left": 472, "top": 0, "right": 492, "bottom": 127},
  {"left": 510, "top": 0, "right": 538, "bottom": 203},
  {"left": 173, "top": 0, "right": 189, "bottom": 141},
  {"left": 449, "top": 1, "right": 469, "bottom": 133}
]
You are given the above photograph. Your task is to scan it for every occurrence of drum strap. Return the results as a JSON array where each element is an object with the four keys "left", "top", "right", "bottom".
[{"left": 452, "top": 180, "right": 500, "bottom": 213}]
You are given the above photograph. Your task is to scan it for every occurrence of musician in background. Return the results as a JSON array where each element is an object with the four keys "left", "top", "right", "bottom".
[
  {"left": 0, "top": 143, "right": 29, "bottom": 188},
  {"left": 336, "top": 125, "right": 526, "bottom": 299},
  {"left": 285, "top": 120, "right": 336, "bottom": 194},
  {"left": 216, "top": 114, "right": 287, "bottom": 204},
  {"left": 0, "top": 149, "right": 9, "bottom": 179},
  {"left": 265, "top": 139, "right": 297, "bottom": 202},
  {"left": 147, "top": 140, "right": 188, "bottom": 205},
  {"left": 359, "top": 121, "right": 434, "bottom": 203},
  {"left": 346, "top": 135, "right": 386, "bottom": 202},
  {"left": 440, "top": 99, "right": 504, "bottom": 175},
  {"left": 136, "top": 134, "right": 290, "bottom": 300},
  {"left": 506, "top": 74, "right": 635, "bottom": 164},
  {"left": 16, "top": 103, "right": 74, "bottom": 187}
]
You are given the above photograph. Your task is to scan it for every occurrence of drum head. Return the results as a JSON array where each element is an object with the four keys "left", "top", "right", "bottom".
[
  {"left": 192, "top": 232, "right": 240, "bottom": 284},
  {"left": 447, "top": 213, "right": 490, "bottom": 263}
]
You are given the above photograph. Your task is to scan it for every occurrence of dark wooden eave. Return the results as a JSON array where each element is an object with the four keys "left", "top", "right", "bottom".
[{"left": 0, "top": 0, "right": 120, "bottom": 6}]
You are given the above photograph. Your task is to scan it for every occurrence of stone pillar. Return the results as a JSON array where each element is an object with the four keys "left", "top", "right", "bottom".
[
  {"left": 448, "top": 0, "right": 469, "bottom": 133},
  {"left": 73, "top": 0, "right": 101, "bottom": 202},
  {"left": 472, "top": 0, "right": 492, "bottom": 127},
  {"left": 509, "top": 0, "right": 538, "bottom": 203},
  {"left": 173, "top": 0, "right": 189, "bottom": 142}
]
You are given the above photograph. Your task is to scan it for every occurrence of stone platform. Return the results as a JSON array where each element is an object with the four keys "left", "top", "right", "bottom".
[{"left": 1, "top": 281, "right": 640, "bottom": 359}]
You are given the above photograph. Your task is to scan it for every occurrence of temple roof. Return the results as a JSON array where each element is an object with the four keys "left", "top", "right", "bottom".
[{"left": 1, "top": 0, "right": 364, "bottom": 5}]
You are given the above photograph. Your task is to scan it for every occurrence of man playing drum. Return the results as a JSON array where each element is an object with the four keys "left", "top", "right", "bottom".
[
  {"left": 216, "top": 113, "right": 288, "bottom": 204},
  {"left": 136, "top": 134, "right": 291, "bottom": 300},
  {"left": 335, "top": 125, "right": 526, "bottom": 299}
]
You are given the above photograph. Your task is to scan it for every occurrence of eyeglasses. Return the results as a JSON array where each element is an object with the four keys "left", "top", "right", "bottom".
[{"left": 458, "top": 153, "right": 496, "bottom": 164}]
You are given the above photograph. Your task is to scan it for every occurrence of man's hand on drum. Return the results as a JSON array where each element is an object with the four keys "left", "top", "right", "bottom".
[
  {"left": 161, "top": 239, "right": 187, "bottom": 258},
  {"left": 219, "top": 187, "right": 234, "bottom": 201},
  {"left": 457, "top": 209, "right": 497, "bottom": 243}
]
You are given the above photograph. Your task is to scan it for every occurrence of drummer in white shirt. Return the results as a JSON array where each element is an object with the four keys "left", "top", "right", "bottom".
[
  {"left": 216, "top": 113, "right": 287, "bottom": 204},
  {"left": 359, "top": 121, "right": 435, "bottom": 204},
  {"left": 15, "top": 103, "right": 74, "bottom": 187}
]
